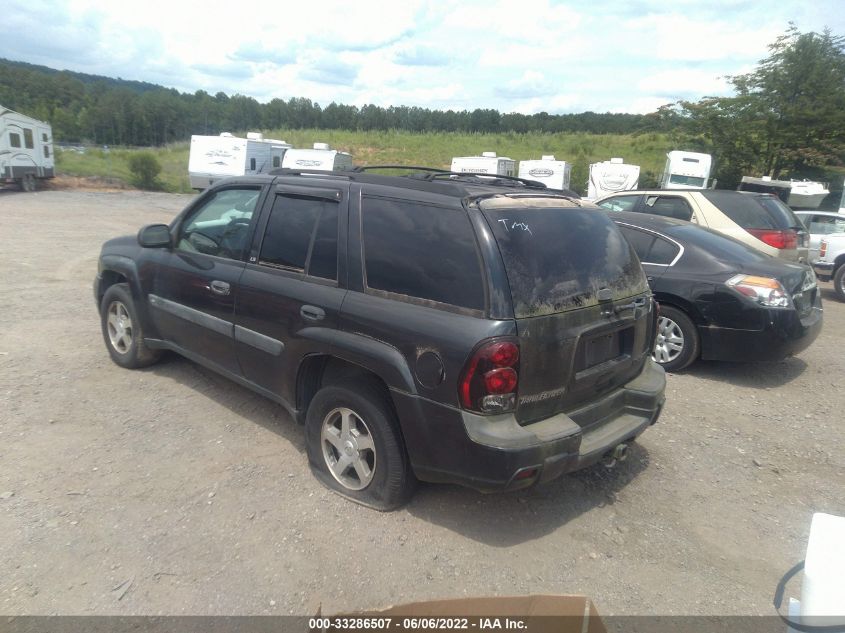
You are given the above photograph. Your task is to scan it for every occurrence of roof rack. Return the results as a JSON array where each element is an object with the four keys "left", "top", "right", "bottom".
[
  {"left": 353, "top": 165, "right": 548, "bottom": 189},
  {"left": 352, "top": 165, "right": 450, "bottom": 174},
  {"left": 422, "top": 171, "right": 548, "bottom": 189}
]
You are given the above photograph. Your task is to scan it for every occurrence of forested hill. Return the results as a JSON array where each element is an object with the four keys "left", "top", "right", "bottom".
[{"left": 0, "top": 58, "right": 670, "bottom": 146}]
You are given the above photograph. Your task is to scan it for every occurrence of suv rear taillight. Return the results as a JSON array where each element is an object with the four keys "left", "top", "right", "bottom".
[
  {"left": 459, "top": 339, "right": 519, "bottom": 414},
  {"left": 746, "top": 228, "right": 798, "bottom": 250}
]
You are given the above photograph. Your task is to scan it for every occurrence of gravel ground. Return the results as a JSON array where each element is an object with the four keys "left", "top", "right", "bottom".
[{"left": 0, "top": 189, "right": 842, "bottom": 616}]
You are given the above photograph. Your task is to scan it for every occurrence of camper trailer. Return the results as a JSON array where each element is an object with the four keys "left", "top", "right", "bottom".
[
  {"left": 586, "top": 158, "right": 640, "bottom": 200},
  {"left": 660, "top": 151, "right": 712, "bottom": 190},
  {"left": 280, "top": 142, "right": 353, "bottom": 171},
  {"left": 450, "top": 152, "right": 515, "bottom": 177},
  {"left": 518, "top": 155, "right": 572, "bottom": 190},
  {"left": 188, "top": 132, "right": 292, "bottom": 190},
  {"left": 0, "top": 105, "right": 54, "bottom": 191}
]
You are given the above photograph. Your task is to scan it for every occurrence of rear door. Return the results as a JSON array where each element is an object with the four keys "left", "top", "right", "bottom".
[
  {"left": 481, "top": 203, "right": 654, "bottom": 425},
  {"left": 232, "top": 182, "right": 348, "bottom": 403}
]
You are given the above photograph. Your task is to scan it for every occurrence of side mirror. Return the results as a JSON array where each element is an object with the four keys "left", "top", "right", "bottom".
[{"left": 137, "top": 224, "right": 172, "bottom": 248}]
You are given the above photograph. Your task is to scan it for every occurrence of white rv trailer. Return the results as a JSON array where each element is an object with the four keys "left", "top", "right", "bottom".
[
  {"left": 188, "top": 132, "right": 292, "bottom": 190},
  {"left": 518, "top": 155, "right": 572, "bottom": 190},
  {"left": 450, "top": 151, "right": 515, "bottom": 177},
  {"left": 660, "top": 150, "right": 712, "bottom": 190},
  {"left": 281, "top": 143, "right": 353, "bottom": 171},
  {"left": 0, "top": 105, "right": 54, "bottom": 191},
  {"left": 586, "top": 158, "right": 640, "bottom": 200}
]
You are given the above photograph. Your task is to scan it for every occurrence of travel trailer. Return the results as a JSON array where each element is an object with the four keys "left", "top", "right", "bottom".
[
  {"left": 0, "top": 105, "right": 54, "bottom": 191},
  {"left": 659, "top": 151, "right": 712, "bottom": 190},
  {"left": 451, "top": 152, "right": 515, "bottom": 177},
  {"left": 188, "top": 132, "right": 292, "bottom": 190},
  {"left": 586, "top": 158, "right": 640, "bottom": 200},
  {"left": 738, "top": 176, "right": 830, "bottom": 209},
  {"left": 280, "top": 142, "right": 353, "bottom": 171},
  {"left": 518, "top": 155, "right": 572, "bottom": 190}
]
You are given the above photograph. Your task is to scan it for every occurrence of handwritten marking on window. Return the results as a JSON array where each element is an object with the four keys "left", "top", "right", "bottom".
[{"left": 497, "top": 218, "right": 532, "bottom": 235}]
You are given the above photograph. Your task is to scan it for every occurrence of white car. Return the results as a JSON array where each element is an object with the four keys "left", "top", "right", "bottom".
[
  {"left": 596, "top": 190, "right": 809, "bottom": 263},
  {"left": 794, "top": 210, "right": 845, "bottom": 262},
  {"left": 812, "top": 232, "right": 845, "bottom": 301}
]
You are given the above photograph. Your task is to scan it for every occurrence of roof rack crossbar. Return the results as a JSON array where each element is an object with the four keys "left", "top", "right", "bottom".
[
  {"left": 419, "top": 171, "right": 548, "bottom": 189},
  {"left": 351, "top": 165, "right": 451, "bottom": 174}
]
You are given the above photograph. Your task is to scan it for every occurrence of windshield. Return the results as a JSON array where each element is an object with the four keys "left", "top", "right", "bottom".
[
  {"left": 483, "top": 207, "right": 647, "bottom": 318},
  {"left": 669, "top": 174, "right": 706, "bottom": 187}
]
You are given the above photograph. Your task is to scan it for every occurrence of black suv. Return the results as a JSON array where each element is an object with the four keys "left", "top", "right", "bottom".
[{"left": 94, "top": 168, "right": 666, "bottom": 509}]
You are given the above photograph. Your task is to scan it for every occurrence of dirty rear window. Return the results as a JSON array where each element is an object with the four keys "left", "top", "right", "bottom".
[{"left": 484, "top": 208, "right": 647, "bottom": 318}]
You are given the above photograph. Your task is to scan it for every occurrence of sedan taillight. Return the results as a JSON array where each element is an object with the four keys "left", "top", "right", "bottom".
[{"left": 820, "top": 240, "right": 828, "bottom": 258}]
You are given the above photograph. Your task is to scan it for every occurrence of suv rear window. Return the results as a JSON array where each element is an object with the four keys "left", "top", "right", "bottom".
[
  {"left": 483, "top": 206, "right": 647, "bottom": 318},
  {"left": 702, "top": 191, "right": 802, "bottom": 229},
  {"left": 362, "top": 198, "right": 485, "bottom": 311}
]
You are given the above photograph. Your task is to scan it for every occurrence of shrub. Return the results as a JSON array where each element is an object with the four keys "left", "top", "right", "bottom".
[{"left": 127, "top": 152, "right": 163, "bottom": 190}]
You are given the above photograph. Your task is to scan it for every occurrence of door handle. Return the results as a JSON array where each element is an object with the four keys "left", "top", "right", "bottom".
[
  {"left": 209, "top": 280, "right": 231, "bottom": 296},
  {"left": 300, "top": 305, "right": 325, "bottom": 321}
]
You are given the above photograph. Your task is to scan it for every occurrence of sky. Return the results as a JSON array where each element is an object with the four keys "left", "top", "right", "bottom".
[{"left": 2, "top": 0, "right": 845, "bottom": 115}]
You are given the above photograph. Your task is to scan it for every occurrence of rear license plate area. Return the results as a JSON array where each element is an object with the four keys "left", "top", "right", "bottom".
[{"left": 575, "top": 326, "right": 633, "bottom": 372}]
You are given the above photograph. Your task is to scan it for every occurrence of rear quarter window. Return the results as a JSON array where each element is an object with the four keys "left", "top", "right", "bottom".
[
  {"left": 702, "top": 191, "right": 801, "bottom": 229},
  {"left": 484, "top": 207, "right": 647, "bottom": 317},
  {"left": 362, "top": 197, "right": 485, "bottom": 311}
]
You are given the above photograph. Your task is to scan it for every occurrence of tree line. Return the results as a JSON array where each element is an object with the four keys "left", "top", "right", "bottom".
[{"left": 0, "top": 59, "right": 662, "bottom": 146}]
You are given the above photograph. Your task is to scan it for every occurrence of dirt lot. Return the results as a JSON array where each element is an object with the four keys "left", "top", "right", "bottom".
[{"left": 0, "top": 189, "right": 842, "bottom": 616}]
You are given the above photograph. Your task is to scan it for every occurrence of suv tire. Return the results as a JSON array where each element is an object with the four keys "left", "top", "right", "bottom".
[
  {"left": 100, "top": 283, "right": 161, "bottom": 369},
  {"left": 834, "top": 264, "right": 845, "bottom": 302},
  {"left": 652, "top": 305, "right": 699, "bottom": 372},
  {"left": 305, "top": 378, "right": 415, "bottom": 510}
]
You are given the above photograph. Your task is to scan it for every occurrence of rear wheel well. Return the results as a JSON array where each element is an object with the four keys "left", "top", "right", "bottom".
[
  {"left": 98, "top": 270, "right": 129, "bottom": 304},
  {"left": 296, "top": 355, "right": 392, "bottom": 422},
  {"left": 652, "top": 294, "right": 702, "bottom": 325}
]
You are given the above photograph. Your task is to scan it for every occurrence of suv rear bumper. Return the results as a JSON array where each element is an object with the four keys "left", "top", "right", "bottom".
[{"left": 391, "top": 359, "right": 665, "bottom": 493}]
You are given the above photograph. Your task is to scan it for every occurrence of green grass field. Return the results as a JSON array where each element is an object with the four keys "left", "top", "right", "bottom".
[{"left": 55, "top": 129, "right": 677, "bottom": 194}]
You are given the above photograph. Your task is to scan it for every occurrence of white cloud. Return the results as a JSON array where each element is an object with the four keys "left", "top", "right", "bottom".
[{"left": 3, "top": 0, "right": 845, "bottom": 114}]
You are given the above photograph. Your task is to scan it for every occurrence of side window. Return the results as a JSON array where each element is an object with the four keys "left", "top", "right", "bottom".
[
  {"left": 362, "top": 198, "right": 485, "bottom": 310},
  {"left": 9, "top": 132, "right": 21, "bottom": 148},
  {"left": 648, "top": 235, "right": 680, "bottom": 265},
  {"left": 43, "top": 146, "right": 50, "bottom": 158},
  {"left": 177, "top": 188, "right": 260, "bottom": 260},
  {"left": 617, "top": 225, "right": 680, "bottom": 265},
  {"left": 598, "top": 195, "right": 640, "bottom": 212},
  {"left": 23, "top": 129, "right": 34, "bottom": 149},
  {"left": 258, "top": 195, "right": 338, "bottom": 280},
  {"left": 645, "top": 196, "right": 693, "bottom": 221},
  {"left": 808, "top": 215, "right": 845, "bottom": 235},
  {"left": 250, "top": 158, "right": 256, "bottom": 171},
  {"left": 42, "top": 133, "right": 48, "bottom": 142},
  {"left": 617, "top": 226, "right": 656, "bottom": 261},
  {"left": 272, "top": 156, "right": 281, "bottom": 168}
]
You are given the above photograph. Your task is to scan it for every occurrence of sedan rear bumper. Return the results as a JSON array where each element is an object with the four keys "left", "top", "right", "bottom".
[{"left": 699, "top": 305, "right": 823, "bottom": 362}]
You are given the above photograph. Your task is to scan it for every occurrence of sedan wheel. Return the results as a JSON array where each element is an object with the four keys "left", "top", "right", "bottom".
[
  {"left": 321, "top": 407, "right": 376, "bottom": 491},
  {"left": 650, "top": 305, "right": 699, "bottom": 371},
  {"left": 653, "top": 316, "right": 684, "bottom": 364},
  {"left": 106, "top": 300, "right": 134, "bottom": 354}
]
